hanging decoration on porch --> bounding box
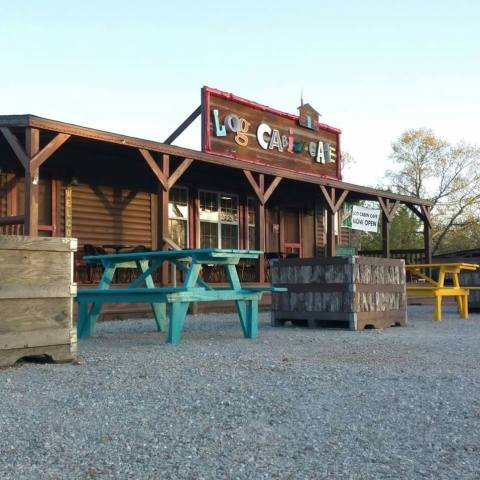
[202,87,342,180]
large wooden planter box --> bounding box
[0,235,77,367]
[270,256,407,330]
[459,268,480,310]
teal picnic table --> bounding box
[76,248,285,344]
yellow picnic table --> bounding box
[406,262,479,321]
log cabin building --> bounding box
[0,87,432,290]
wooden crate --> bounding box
[0,235,77,367]
[270,256,407,330]
[459,268,480,310]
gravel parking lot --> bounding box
[1,305,479,480]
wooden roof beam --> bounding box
[1,127,70,172]
[243,170,264,203]
[263,176,282,204]
[30,133,70,171]
[139,149,168,190]
[0,127,29,169]
[168,158,194,189]
[320,185,349,213]
[378,197,401,222]
[164,106,201,145]
[0,115,432,207]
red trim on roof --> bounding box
[203,86,342,135]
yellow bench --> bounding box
[406,263,479,321]
[406,284,469,321]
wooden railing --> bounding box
[358,248,425,265]
[0,215,25,235]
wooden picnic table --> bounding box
[406,262,479,321]
[76,248,285,344]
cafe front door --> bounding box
[283,208,302,257]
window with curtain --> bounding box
[168,186,188,248]
[200,190,239,249]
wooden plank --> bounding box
[167,158,193,189]
[0,298,72,333]
[357,310,406,329]
[264,176,282,204]
[319,185,335,213]
[243,170,264,203]
[139,149,168,190]
[0,343,76,367]
[25,128,39,236]
[0,235,76,252]
[424,218,432,264]
[382,211,390,258]
[0,127,29,168]
[29,133,71,172]
[334,189,349,212]
[326,210,336,256]
[164,105,202,144]
[157,156,170,285]
[0,328,72,350]
[255,201,266,282]
[421,205,432,228]
[0,284,76,300]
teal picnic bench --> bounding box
[76,248,286,344]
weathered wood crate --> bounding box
[270,256,407,330]
[459,267,480,310]
[0,235,77,367]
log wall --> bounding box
[271,256,407,330]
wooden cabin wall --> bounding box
[315,200,326,256]
[16,177,53,227]
[69,183,152,249]
[57,182,66,236]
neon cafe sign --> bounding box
[211,109,337,164]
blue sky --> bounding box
[1,0,478,185]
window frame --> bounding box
[199,189,240,249]
[247,196,257,249]
[168,185,189,248]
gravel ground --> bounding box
[1,305,480,480]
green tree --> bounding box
[384,128,480,254]
[360,206,423,250]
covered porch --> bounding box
[0,115,433,290]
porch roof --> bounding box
[0,114,431,207]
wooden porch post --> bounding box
[377,197,401,259]
[139,149,194,285]
[382,212,390,258]
[0,126,70,236]
[406,203,432,264]
[243,171,282,283]
[157,155,170,285]
[319,185,349,257]
[423,206,432,264]
[255,201,266,283]
[326,211,336,257]
[25,128,40,236]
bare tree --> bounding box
[341,150,356,172]
[384,128,480,253]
